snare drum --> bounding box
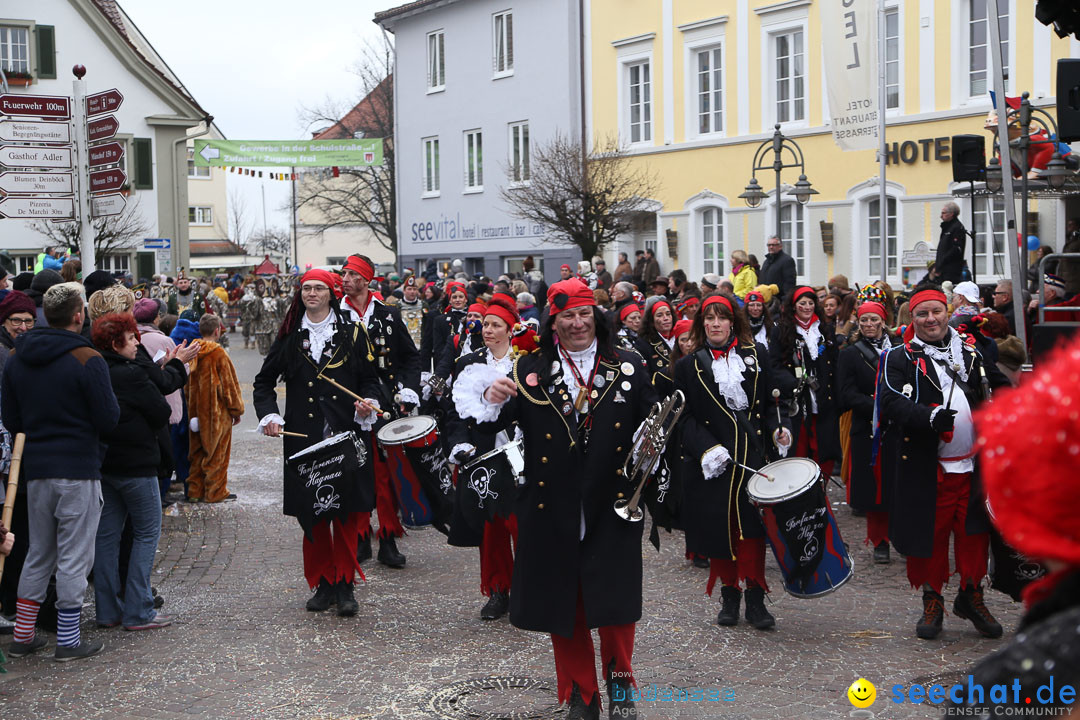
[747,457,853,599]
[377,416,453,531]
[462,439,525,525]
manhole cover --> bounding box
[426,676,563,719]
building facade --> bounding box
[587,0,1079,289]
[1,0,213,278]
[376,0,583,282]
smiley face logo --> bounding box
[847,678,876,708]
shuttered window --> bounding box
[34,25,55,79]
[133,138,153,189]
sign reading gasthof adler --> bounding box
[821,0,879,151]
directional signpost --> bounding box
[91,192,126,218]
[0,171,74,194]
[88,141,124,168]
[0,94,71,119]
[0,196,75,219]
[87,115,118,142]
[89,168,126,193]
[86,89,123,117]
[0,119,70,144]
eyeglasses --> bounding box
[301,285,330,294]
[993,291,1009,296]
[5,317,34,327]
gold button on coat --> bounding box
[541,457,548,464]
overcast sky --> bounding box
[120,0,389,241]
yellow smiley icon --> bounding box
[847,678,876,708]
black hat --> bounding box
[83,269,116,299]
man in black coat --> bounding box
[877,286,1010,641]
[930,202,968,284]
[758,236,797,300]
[341,254,422,568]
[458,278,656,720]
[254,269,382,617]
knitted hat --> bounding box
[133,297,161,323]
[994,335,1026,371]
[30,269,63,294]
[0,290,36,324]
[701,273,722,289]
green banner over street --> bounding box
[192,139,383,168]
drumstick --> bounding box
[734,460,775,483]
[317,374,391,419]
[772,388,783,428]
[281,431,308,438]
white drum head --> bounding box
[376,415,437,445]
[746,457,822,504]
[288,431,354,461]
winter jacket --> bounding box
[138,323,184,424]
[728,264,758,299]
[935,216,968,284]
[170,318,201,345]
[759,251,797,300]
[1,328,119,481]
[100,350,172,477]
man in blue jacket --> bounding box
[2,282,120,662]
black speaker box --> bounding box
[1057,58,1080,143]
[952,134,986,183]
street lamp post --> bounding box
[739,124,817,252]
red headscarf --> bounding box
[485,295,519,329]
[342,256,375,282]
[619,303,643,322]
[446,281,467,299]
[701,295,734,315]
[672,318,693,339]
[745,291,765,305]
[467,302,487,316]
[300,268,336,289]
[546,278,595,315]
[857,301,887,319]
[903,289,949,342]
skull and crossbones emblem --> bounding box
[467,466,499,508]
[314,484,341,514]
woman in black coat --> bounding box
[634,298,676,397]
[836,301,896,564]
[92,313,174,630]
[676,294,791,630]
[769,286,842,477]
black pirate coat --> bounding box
[769,321,842,463]
[837,337,895,512]
[466,347,657,637]
[675,342,789,560]
[252,313,382,519]
[351,299,422,410]
[876,333,1010,558]
[443,347,514,548]
[431,309,466,378]
[634,333,675,398]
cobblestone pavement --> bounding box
[0,345,1022,720]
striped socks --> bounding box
[13,598,40,644]
[56,606,81,648]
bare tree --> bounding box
[220,188,251,249]
[250,227,292,257]
[26,194,153,263]
[500,134,661,262]
[295,35,396,255]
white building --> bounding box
[1,0,215,277]
[375,0,583,282]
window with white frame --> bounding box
[973,197,1007,276]
[968,0,1008,97]
[701,207,725,276]
[17,255,35,273]
[508,121,529,185]
[189,206,213,226]
[779,203,806,277]
[427,30,445,91]
[99,255,129,273]
[626,61,652,144]
[0,26,29,74]
[885,9,900,110]
[771,29,805,124]
[867,196,898,278]
[695,45,724,135]
[187,148,210,178]
[493,10,513,76]
[422,136,440,195]
[463,130,483,191]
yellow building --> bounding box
[587,0,1078,289]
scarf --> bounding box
[913,329,969,382]
[707,340,748,410]
[795,316,822,360]
[302,311,336,363]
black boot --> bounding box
[305,579,336,612]
[716,585,741,626]
[692,553,709,569]
[873,541,891,564]
[377,535,406,568]
[916,589,944,639]
[953,584,1003,638]
[565,683,600,720]
[336,580,359,617]
[744,586,775,630]
[357,533,372,563]
[480,591,509,620]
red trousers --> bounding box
[795,414,835,478]
[302,512,365,589]
[358,445,405,540]
[479,514,517,596]
[866,511,890,547]
[550,589,635,708]
[706,536,769,595]
[905,470,989,594]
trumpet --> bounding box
[614,390,686,522]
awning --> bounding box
[189,254,266,270]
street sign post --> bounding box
[0,171,74,194]
[0,94,71,120]
[87,115,118,142]
[0,145,73,169]
[91,192,126,218]
[89,168,126,192]
[88,141,124,168]
[143,238,171,249]
[0,196,75,219]
[0,119,71,144]
[85,89,123,117]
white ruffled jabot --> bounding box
[710,351,749,411]
[302,311,336,363]
[796,319,822,360]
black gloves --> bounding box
[931,407,957,433]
